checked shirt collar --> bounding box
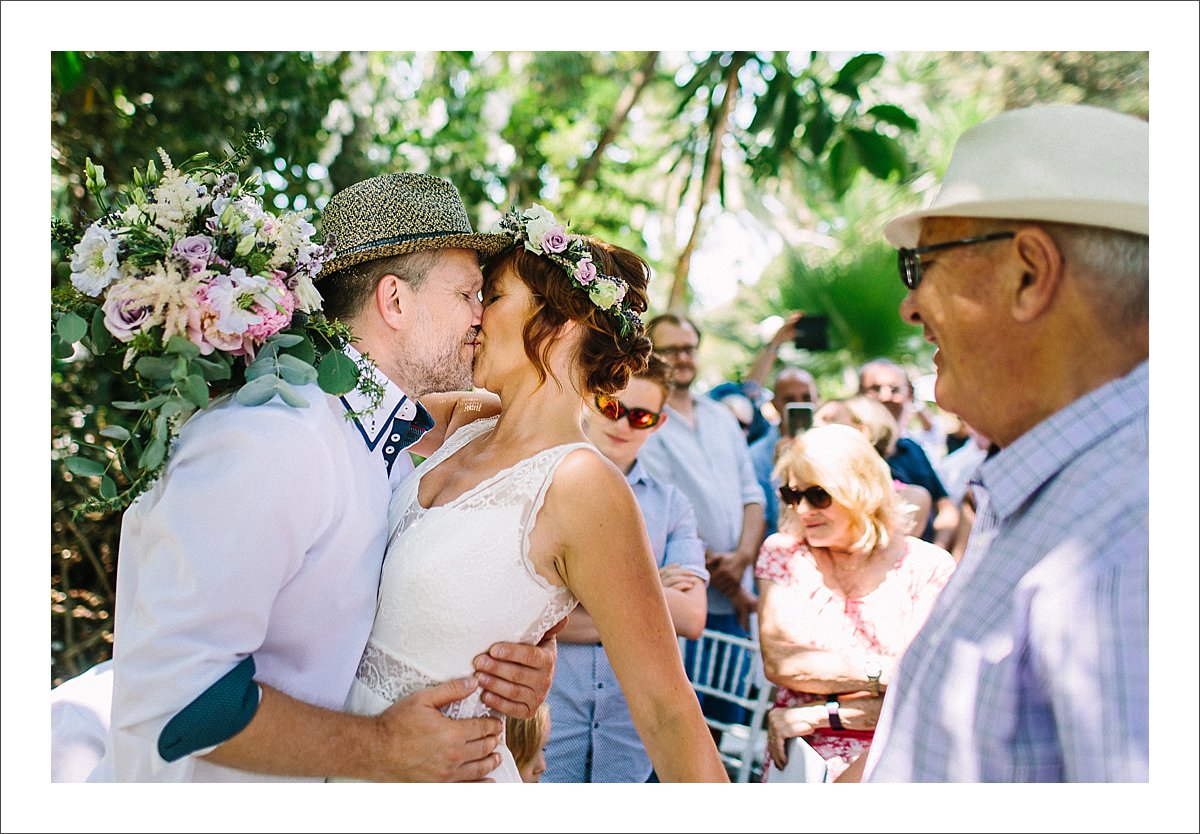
[339,344,434,479]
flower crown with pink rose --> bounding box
[497,204,643,339]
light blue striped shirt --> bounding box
[542,460,708,782]
[638,394,766,616]
[866,361,1149,782]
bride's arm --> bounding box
[543,452,728,782]
[407,390,501,458]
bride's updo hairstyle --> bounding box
[484,237,653,396]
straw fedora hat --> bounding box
[317,172,510,280]
[883,105,1149,249]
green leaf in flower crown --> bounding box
[268,333,305,349]
[56,311,88,344]
[52,336,75,360]
[193,356,232,382]
[165,336,201,360]
[90,307,114,354]
[99,425,132,441]
[317,351,358,396]
[66,456,107,478]
[113,393,170,411]
[235,373,280,407]
[180,373,209,409]
[100,476,118,500]
[276,380,310,409]
[277,354,318,386]
[135,355,178,383]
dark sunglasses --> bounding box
[778,484,833,510]
[594,393,663,430]
[897,232,1015,290]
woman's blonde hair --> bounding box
[813,395,900,458]
[505,704,550,774]
[773,423,903,553]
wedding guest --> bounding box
[639,314,767,728]
[756,424,955,781]
[506,705,551,783]
[90,174,558,782]
[749,366,820,537]
[544,355,709,782]
[850,104,1148,782]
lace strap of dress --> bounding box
[519,442,598,573]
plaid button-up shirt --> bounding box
[866,361,1149,782]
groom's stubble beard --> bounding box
[393,332,475,398]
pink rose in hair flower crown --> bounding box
[540,225,569,254]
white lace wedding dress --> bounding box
[342,417,582,782]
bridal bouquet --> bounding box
[52,134,376,513]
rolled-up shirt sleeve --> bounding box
[663,486,708,584]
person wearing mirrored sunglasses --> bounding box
[755,424,955,782]
[544,355,710,783]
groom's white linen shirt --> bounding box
[92,350,423,782]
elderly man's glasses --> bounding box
[778,485,833,510]
[897,232,1015,290]
[594,394,663,430]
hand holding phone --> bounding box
[783,402,815,438]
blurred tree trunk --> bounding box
[574,51,659,190]
[667,52,747,314]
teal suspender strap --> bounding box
[158,655,260,763]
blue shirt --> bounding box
[865,361,1149,782]
[749,424,783,537]
[542,460,708,782]
[639,394,766,616]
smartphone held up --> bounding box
[783,402,815,438]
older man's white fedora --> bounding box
[884,104,1148,248]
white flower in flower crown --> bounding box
[587,278,623,311]
[70,224,122,296]
[523,203,557,255]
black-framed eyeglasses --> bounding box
[594,394,664,430]
[897,232,1015,290]
[654,344,698,359]
[778,484,833,510]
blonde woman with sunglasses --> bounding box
[755,424,955,781]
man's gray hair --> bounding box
[1049,223,1149,327]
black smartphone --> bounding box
[792,314,830,351]
[783,402,815,438]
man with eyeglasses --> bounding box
[637,313,767,730]
[857,357,958,550]
[842,105,1149,784]
[543,356,709,782]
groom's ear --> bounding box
[374,273,411,331]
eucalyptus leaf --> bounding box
[99,425,132,441]
[90,308,113,353]
[56,311,88,344]
[165,336,201,359]
[276,380,311,409]
[113,393,170,411]
[140,438,166,470]
[193,356,232,381]
[100,476,118,500]
[135,355,178,382]
[280,336,316,366]
[171,355,189,382]
[160,397,188,420]
[52,336,75,360]
[181,373,210,409]
[277,353,318,386]
[267,333,305,348]
[245,357,276,381]
[235,374,280,406]
[317,351,358,395]
[66,456,107,478]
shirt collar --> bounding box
[338,344,435,473]
[975,360,1148,519]
[626,458,652,487]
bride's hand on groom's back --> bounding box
[374,677,503,781]
[472,618,563,720]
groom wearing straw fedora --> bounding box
[837,105,1149,782]
[90,173,558,782]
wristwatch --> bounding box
[864,656,883,696]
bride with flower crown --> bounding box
[340,206,727,782]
